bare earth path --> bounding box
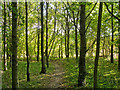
[17,60,66,88]
[41,60,65,88]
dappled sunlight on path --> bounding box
[43,60,65,88]
[19,60,66,88]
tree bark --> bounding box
[59,44,60,58]
[118,0,120,70]
[73,11,78,59]
[111,3,114,63]
[66,10,70,58]
[47,2,57,59]
[3,1,6,71]
[65,29,67,57]
[46,2,49,68]
[37,5,40,62]
[8,3,12,67]
[61,30,63,58]
[78,3,86,87]
[40,2,46,74]
[25,0,30,81]
[12,1,18,88]
[94,2,103,88]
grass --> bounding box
[61,56,120,88]
[2,61,55,88]
[2,57,120,88]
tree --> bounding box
[104,2,120,70]
[8,2,12,67]
[78,3,86,87]
[40,2,46,74]
[118,0,120,70]
[111,3,114,63]
[61,29,63,58]
[3,1,6,71]
[25,0,30,81]
[94,2,103,88]
[12,1,18,88]
[59,44,60,58]
[37,3,40,62]
[73,10,79,59]
[48,2,57,59]
[66,8,70,58]
[46,2,49,68]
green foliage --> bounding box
[2,2,120,89]
[61,57,120,88]
[2,61,55,88]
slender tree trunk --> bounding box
[65,29,67,57]
[73,11,78,59]
[7,37,9,60]
[25,1,30,81]
[37,6,40,62]
[66,11,69,58]
[59,44,60,58]
[94,2,103,88]
[61,30,63,58]
[8,3,12,67]
[78,4,86,87]
[12,1,18,88]
[67,28,70,58]
[111,3,114,63]
[47,2,57,59]
[3,1,6,71]
[40,2,46,74]
[7,37,9,68]
[103,36,105,57]
[34,38,36,58]
[75,24,78,59]
[46,2,49,68]
[118,0,120,70]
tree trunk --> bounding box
[40,2,46,74]
[118,0,120,70]
[8,2,12,67]
[66,10,69,58]
[47,2,57,59]
[94,2,103,88]
[25,1,30,81]
[37,5,40,62]
[65,29,67,57]
[73,11,78,59]
[78,4,86,87]
[111,3,114,63]
[12,1,18,88]
[103,36,105,57]
[46,2,49,68]
[61,30,63,58]
[59,44,60,58]
[3,1,6,71]
[34,38,36,58]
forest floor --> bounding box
[2,60,66,88]
[40,60,65,88]
[2,57,120,88]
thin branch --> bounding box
[85,38,97,53]
[85,18,93,32]
[85,2,97,19]
[104,2,120,22]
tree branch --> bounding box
[85,18,93,32]
[85,2,97,19]
[104,2,120,22]
[85,38,97,53]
